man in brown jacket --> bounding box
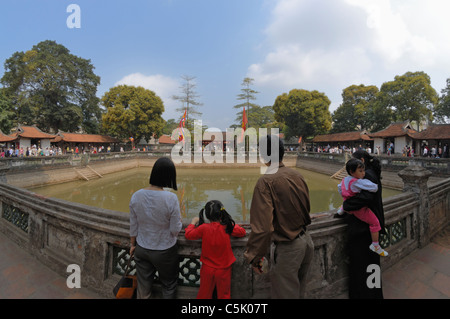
[244,135,314,298]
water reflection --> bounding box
[30,167,400,222]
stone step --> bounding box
[73,166,102,181]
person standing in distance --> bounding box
[244,135,314,298]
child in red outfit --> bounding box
[184,200,246,299]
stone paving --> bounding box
[382,224,450,299]
[0,231,102,299]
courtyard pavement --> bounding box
[0,231,102,299]
[382,224,450,299]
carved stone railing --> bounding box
[297,151,450,176]
[0,164,449,298]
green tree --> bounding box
[250,105,276,128]
[162,118,179,135]
[234,77,259,127]
[0,88,14,133]
[171,75,202,130]
[0,40,101,133]
[377,71,438,129]
[101,85,165,144]
[369,98,394,132]
[273,89,332,139]
[434,78,450,123]
[332,84,379,133]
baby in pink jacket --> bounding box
[337,158,388,257]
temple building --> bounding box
[413,124,450,157]
[311,121,450,156]
[51,131,120,152]
[368,121,418,155]
[8,125,56,150]
[312,130,373,152]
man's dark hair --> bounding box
[149,157,177,190]
[260,135,284,163]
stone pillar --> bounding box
[81,229,108,293]
[0,163,9,183]
[398,166,432,247]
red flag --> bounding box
[240,107,248,143]
[298,136,302,144]
[180,109,186,127]
[178,109,187,141]
[242,107,248,131]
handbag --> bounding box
[113,255,137,299]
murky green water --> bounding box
[29,167,400,222]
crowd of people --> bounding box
[422,144,449,158]
[312,142,450,159]
[1,145,63,157]
[128,135,386,300]
[0,145,114,158]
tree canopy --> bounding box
[331,72,442,133]
[434,78,450,123]
[171,75,202,130]
[101,85,165,143]
[331,84,378,133]
[376,71,438,130]
[234,77,259,127]
[273,89,332,139]
[0,40,101,133]
[0,88,14,134]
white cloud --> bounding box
[345,0,438,65]
[249,45,371,91]
[115,73,180,119]
[248,0,450,112]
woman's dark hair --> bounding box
[149,157,177,190]
[352,149,381,179]
[345,158,365,175]
[198,200,236,234]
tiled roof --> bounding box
[0,131,17,143]
[12,125,56,139]
[368,121,418,138]
[413,124,450,140]
[55,132,120,143]
[312,131,372,143]
[158,135,177,144]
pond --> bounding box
[29,167,400,222]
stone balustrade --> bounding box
[297,151,450,176]
[0,161,449,298]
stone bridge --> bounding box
[0,154,449,298]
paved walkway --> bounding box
[0,231,102,299]
[0,225,448,299]
[382,224,450,299]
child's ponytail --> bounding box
[198,200,236,235]
[198,207,206,226]
[220,208,236,235]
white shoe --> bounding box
[370,244,389,257]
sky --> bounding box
[1,0,450,131]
